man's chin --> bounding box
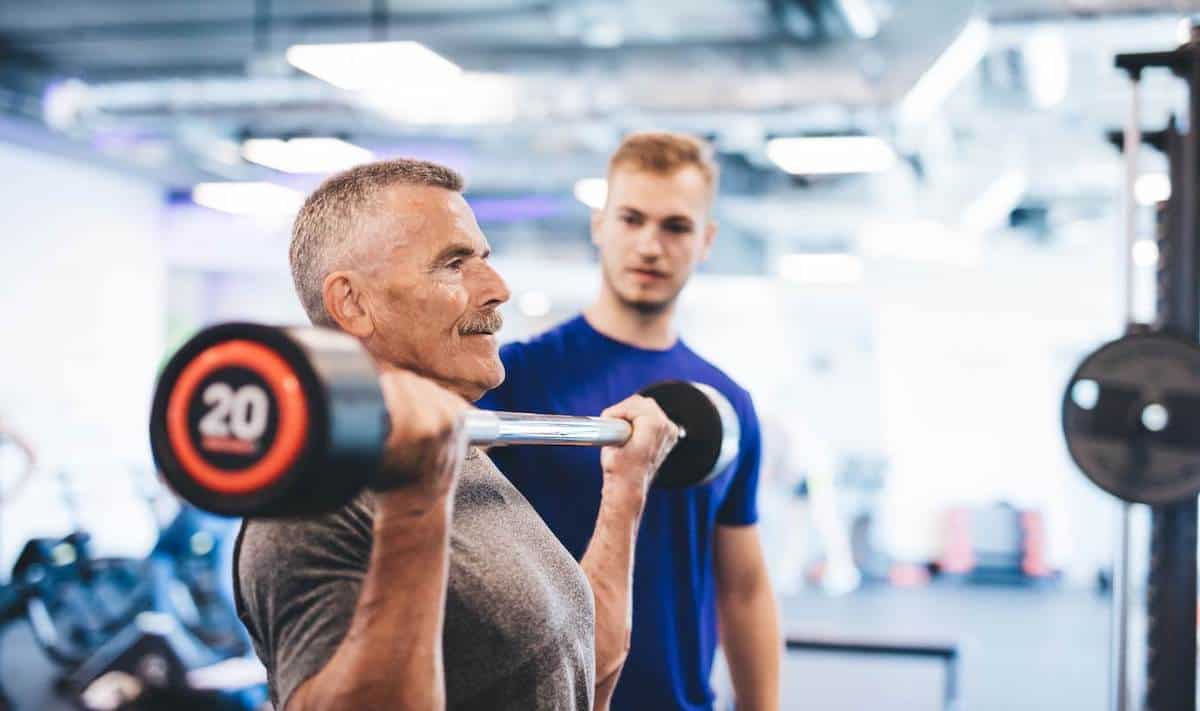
[468,362,505,402]
[484,364,505,391]
[619,292,674,315]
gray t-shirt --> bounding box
[235,449,595,710]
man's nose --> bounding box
[634,227,664,259]
[476,260,511,309]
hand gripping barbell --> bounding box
[149,323,741,517]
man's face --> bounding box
[591,166,716,314]
[361,185,510,401]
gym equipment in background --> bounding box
[1061,30,1200,711]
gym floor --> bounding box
[777,585,1110,711]
[3,583,1113,710]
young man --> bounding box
[479,133,782,710]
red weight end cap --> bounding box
[165,339,309,495]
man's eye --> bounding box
[665,223,692,234]
[621,215,640,225]
[447,259,464,270]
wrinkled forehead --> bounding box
[369,184,487,264]
[606,166,713,217]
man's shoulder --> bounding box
[675,343,754,411]
[237,494,374,577]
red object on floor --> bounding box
[889,563,932,587]
[1020,510,1052,578]
[939,507,975,575]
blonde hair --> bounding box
[607,131,719,199]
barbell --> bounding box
[149,323,741,517]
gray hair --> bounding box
[288,158,465,327]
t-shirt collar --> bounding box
[574,314,684,355]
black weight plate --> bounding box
[151,323,330,517]
[640,381,729,489]
[151,323,383,518]
[1062,332,1200,504]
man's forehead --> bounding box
[376,184,485,255]
[607,167,711,215]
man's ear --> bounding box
[322,271,375,338]
[699,220,718,262]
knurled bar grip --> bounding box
[464,412,631,447]
[463,411,687,447]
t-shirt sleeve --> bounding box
[716,391,762,526]
[235,506,371,710]
[476,341,524,412]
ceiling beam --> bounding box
[0,2,555,44]
[989,0,1200,23]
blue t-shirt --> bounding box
[477,315,762,711]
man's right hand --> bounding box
[598,394,680,503]
[372,370,470,507]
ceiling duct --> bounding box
[43,2,970,129]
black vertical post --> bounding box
[1154,118,1182,334]
[1145,504,1197,710]
[1145,51,1200,711]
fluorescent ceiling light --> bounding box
[1133,240,1159,268]
[242,137,373,174]
[192,182,304,217]
[836,0,880,39]
[1179,18,1195,46]
[961,170,1026,233]
[42,78,88,130]
[766,136,897,175]
[573,177,608,209]
[359,73,517,126]
[899,18,989,123]
[1023,28,1069,109]
[1135,173,1171,206]
[286,41,461,91]
[778,253,864,284]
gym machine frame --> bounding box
[1107,35,1200,711]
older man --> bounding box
[234,159,679,711]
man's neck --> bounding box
[583,289,678,351]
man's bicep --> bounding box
[716,397,763,526]
[714,524,771,598]
[238,519,367,709]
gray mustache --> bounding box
[460,309,504,336]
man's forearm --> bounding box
[291,492,452,710]
[718,587,782,711]
[580,480,645,704]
